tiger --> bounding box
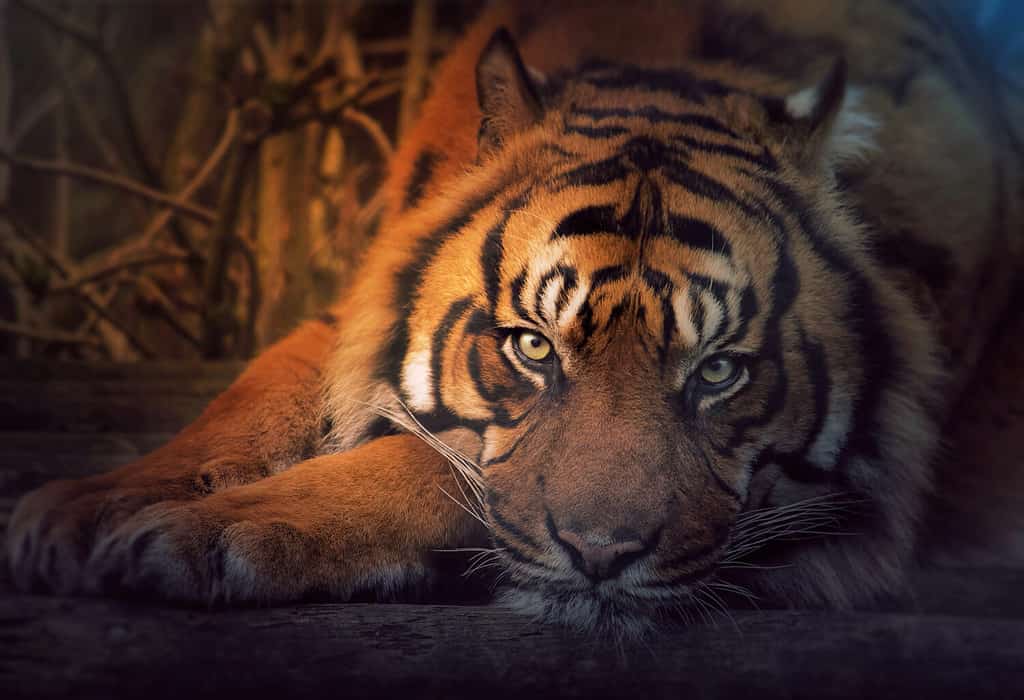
[6,0,1024,637]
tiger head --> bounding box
[386,29,941,634]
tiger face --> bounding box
[387,29,939,633]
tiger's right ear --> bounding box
[476,27,544,159]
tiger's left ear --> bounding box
[769,57,877,170]
[476,28,545,160]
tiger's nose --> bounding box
[553,527,653,581]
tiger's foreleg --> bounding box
[81,434,489,602]
[7,317,337,594]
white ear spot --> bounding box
[785,85,822,120]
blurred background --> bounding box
[0,0,1019,362]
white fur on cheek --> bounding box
[402,349,436,413]
[807,388,853,470]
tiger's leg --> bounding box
[7,316,337,594]
[82,434,488,602]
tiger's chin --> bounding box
[497,584,678,641]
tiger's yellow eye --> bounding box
[699,356,738,386]
[516,331,553,362]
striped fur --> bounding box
[7,0,1023,635]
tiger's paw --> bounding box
[5,461,241,595]
[6,476,175,595]
[81,500,400,604]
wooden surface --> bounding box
[1,360,1023,699]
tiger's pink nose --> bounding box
[554,529,650,580]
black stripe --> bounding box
[551,205,619,239]
[663,160,757,216]
[702,452,742,503]
[382,181,510,385]
[466,344,495,404]
[639,267,677,366]
[666,215,732,255]
[718,196,797,453]
[428,297,474,414]
[564,123,630,139]
[591,265,630,290]
[403,149,442,211]
[316,311,339,328]
[554,157,631,189]
[721,285,759,347]
[491,533,551,568]
[364,416,398,439]
[750,172,895,470]
[481,215,509,312]
[571,104,744,140]
[488,503,543,551]
[604,301,629,331]
[510,271,532,323]
[775,452,835,484]
[550,266,579,320]
[797,324,832,467]
[672,134,778,171]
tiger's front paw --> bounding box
[6,476,172,594]
[82,500,389,603]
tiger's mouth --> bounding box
[493,542,731,637]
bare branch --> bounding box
[81,108,240,272]
[231,233,260,358]
[43,35,124,172]
[49,254,191,294]
[398,0,435,138]
[0,206,156,357]
[342,107,393,161]
[135,276,202,349]
[0,149,217,224]
[9,89,61,148]
[0,319,102,347]
[201,140,255,357]
[13,0,158,183]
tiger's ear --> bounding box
[476,27,544,160]
[768,57,877,170]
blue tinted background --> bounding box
[969,0,1024,89]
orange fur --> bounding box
[7,1,1022,632]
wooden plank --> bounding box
[0,394,210,433]
[1,360,1021,699]
[0,590,1021,699]
[0,364,236,434]
[0,433,174,498]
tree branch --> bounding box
[0,207,156,358]
[79,109,240,275]
[0,150,217,224]
[0,319,102,347]
[13,0,158,183]
[398,0,435,138]
[49,254,191,294]
[342,107,393,161]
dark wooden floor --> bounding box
[1,360,1023,699]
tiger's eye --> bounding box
[699,356,738,386]
[516,331,552,362]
